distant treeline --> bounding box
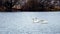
[0,0,60,11]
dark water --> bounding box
[0,12,60,34]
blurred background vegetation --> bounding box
[0,0,60,11]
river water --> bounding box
[0,12,60,34]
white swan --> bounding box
[32,17,48,24]
[32,18,40,23]
[40,20,48,24]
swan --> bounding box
[32,18,40,23]
[40,20,48,24]
[32,17,48,24]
